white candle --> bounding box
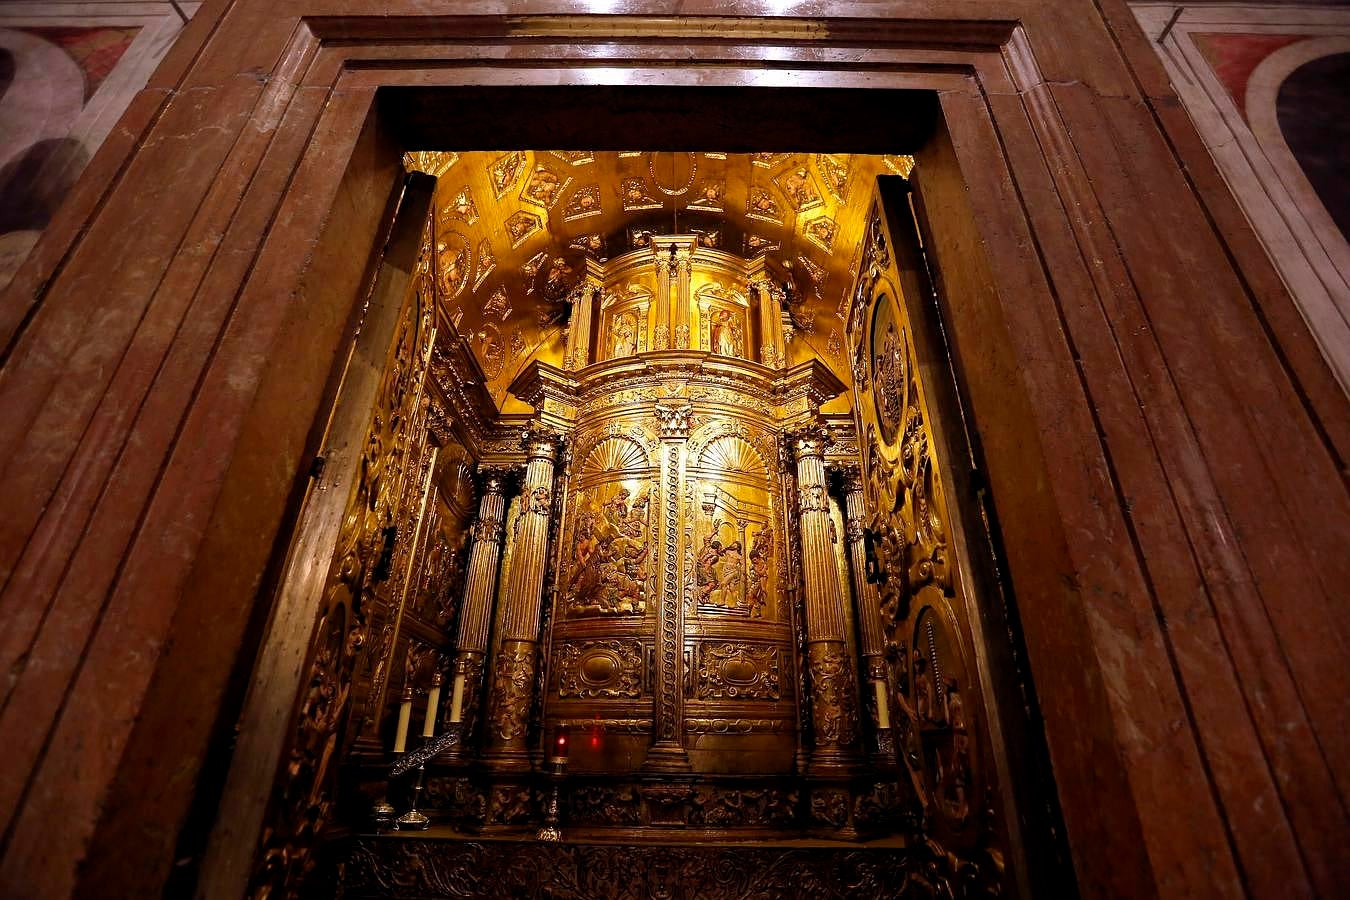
[448,673,466,723]
[422,676,441,737]
[874,680,891,730]
[393,693,412,753]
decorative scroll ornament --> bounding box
[488,643,534,742]
[809,643,859,746]
[695,642,781,699]
[557,640,644,699]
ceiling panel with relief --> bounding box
[405,150,913,410]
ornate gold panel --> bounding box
[694,642,781,700]
[557,639,645,699]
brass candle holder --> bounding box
[388,730,459,831]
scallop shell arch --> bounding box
[579,435,655,478]
[687,421,777,475]
[693,435,768,476]
[572,422,659,471]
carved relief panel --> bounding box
[560,435,658,619]
[686,431,781,621]
[250,227,437,897]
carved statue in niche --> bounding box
[709,308,743,358]
[611,311,638,359]
[565,484,650,616]
[913,648,935,724]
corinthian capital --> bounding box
[653,400,693,439]
[785,418,833,461]
[522,424,564,461]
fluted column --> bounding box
[644,399,693,772]
[484,428,562,770]
[839,465,894,761]
[673,246,693,349]
[790,423,861,773]
[653,245,674,349]
[564,280,599,370]
[752,278,786,368]
[441,467,511,757]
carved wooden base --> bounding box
[639,742,692,773]
[333,834,919,899]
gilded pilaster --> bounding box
[790,424,861,772]
[484,428,562,769]
[564,278,600,370]
[672,246,693,349]
[653,245,673,349]
[644,398,693,772]
[839,465,893,758]
[441,467,511,755]
[751,278,786,369]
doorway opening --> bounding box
[194,85,1074,900]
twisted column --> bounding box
[483,428,562,770]
[790,424,861,773]
[440,467,511,757]
[644,399,693,772]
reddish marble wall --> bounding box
[0,4,1346,899]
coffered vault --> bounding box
[405,151,914,407]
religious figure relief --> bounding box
[611,312,638,359]
[913,648,936,724]
[775,166,823,211]
[695,524,755,613]
[746,528,773,618]
[437,239,469,299]
[620,178,662,211]
[521,164,568,209]
[564,486,651,616]
[504,210,542,249]
[542,257,576,302]
[709,308,744,358]
[746,187,782,224]
[488,151,526,198]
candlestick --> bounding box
[874,680,891,729]
[393,688,413,754]
[422,673,442,737]
[448,672,466,723]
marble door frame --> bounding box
[0,8,1344,900]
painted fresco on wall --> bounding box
[0,25,144,288]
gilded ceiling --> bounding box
[405,150,914,410]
